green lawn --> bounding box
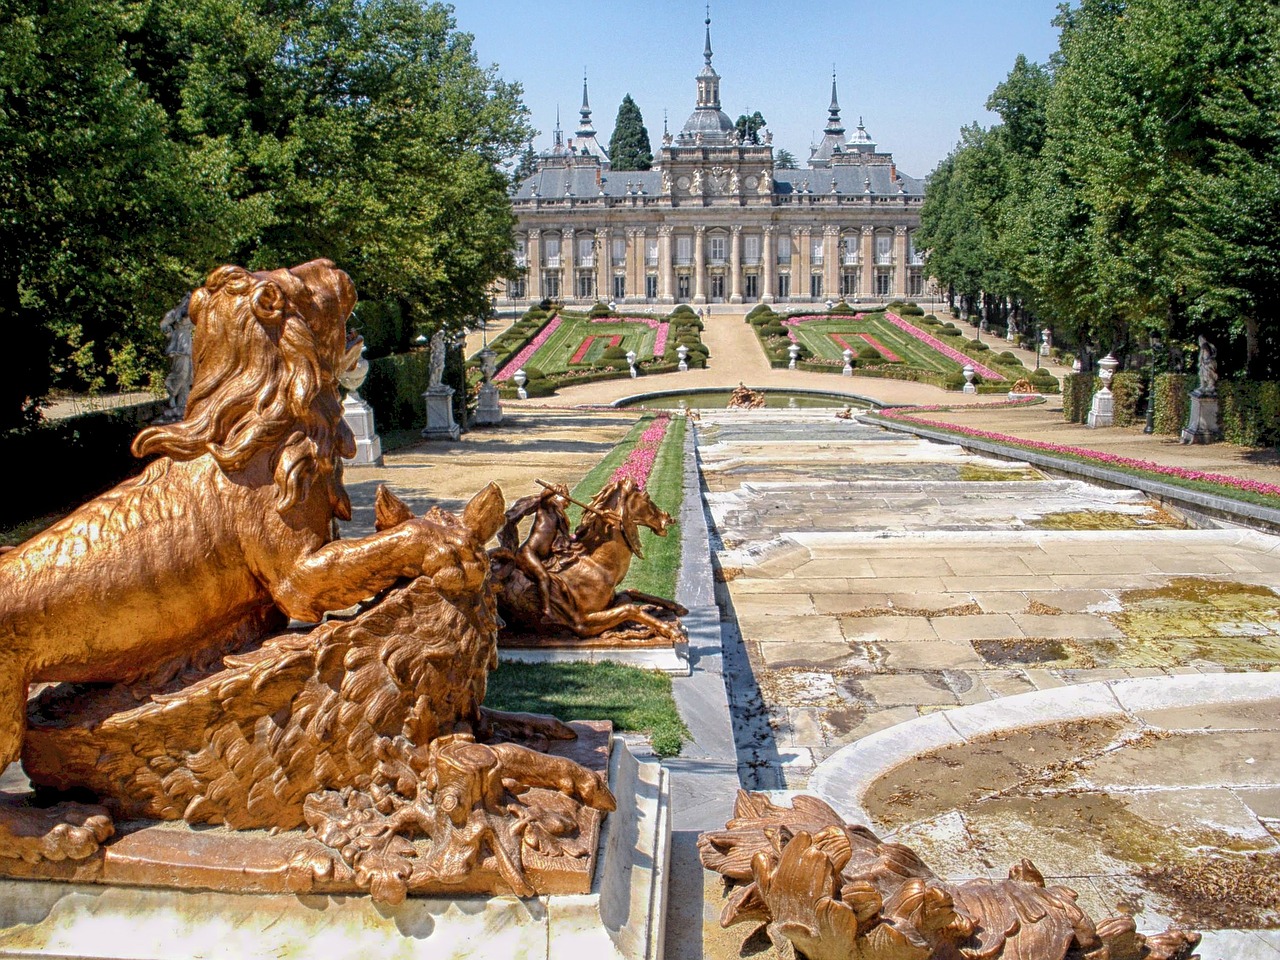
[484,660,689,756]
[526,313,662,375]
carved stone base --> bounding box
[341,392,383,465]
[0,740,670,960]
[421,386,460,441]
[473,383,503,426]
[1088,387,1115,428]
[1180,394,1221,444]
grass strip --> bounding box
[485,660,689,756]
[620,415,685,597]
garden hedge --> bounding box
[1219,380,1280,447]
[1152,373,1193,435]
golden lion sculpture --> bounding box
[0,260,614,899]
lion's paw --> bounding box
[0,800,114,864]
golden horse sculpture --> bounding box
[490,478,687,645]
[700,791,1200,960]
[0,260,614,903]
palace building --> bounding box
[500,16,926,309]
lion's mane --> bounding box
[132,263,356,520]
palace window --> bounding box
[613,275,626,300]
[577,272,595,300]
[514,236,527,268]
[710,274,725,300]
[842,235,858,264]
[544,235,561,268]
[874,270,891,297]
[646,238,659,264]
[777,273,791,299]
[577,236,594,267]
[708,235,727,263]
[841,271,858,299]
[612,237,626,263]
[646,274,658,300]
[810,274,823,299]
[677,275,691,300]
[542,271,561,299]
[676,235,693,265]
[743,234,761,264]
[875,232,892,265]
[776,234,792,263]
[908,270,923,297]
[908,233,923,265]
[509,276,526,300]
[745,274,759,300]
[811,237,824,263]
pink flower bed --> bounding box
[885,311,1004,381]
[496,315,562,381]
[829,333,855,353]
[876,407,1280,499]
[857,333,900,362]
[570,336,596,364]
[610,415,671,489]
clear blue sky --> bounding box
[455,1,1064,178]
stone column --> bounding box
[823,225,840,300]
[729,225,743,303]
[893,226,908,298]
[860,225,875,299]
[761,225,776,303]
[563,227,575,302]
[626,228,641,302]
[693,225,707,303]
[658,225,674,303]
[527,229,543,301]
[794,227,811,301]
[595,227,609,304]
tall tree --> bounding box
[608,94,652,171]
[0,0,533,428]
[512,142,539,183]
[735,111,766,144]
[774,148,799,169]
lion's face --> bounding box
[132,259,361,519]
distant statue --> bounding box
[728,170,740,194]
[662,171,673,195]
[763,130,773,145]
[758,169,773,195]
[428,329,446,388]
[1195,335,1218,397]
[690,167,704,194]
[158,293,193,422]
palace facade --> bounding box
[500,17,926,309]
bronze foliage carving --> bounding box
[699,791,1201,960]
[490,478,687,646]
[0,260,615,901]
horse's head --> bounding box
[587,478,674,559]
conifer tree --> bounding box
[608,95,652,171]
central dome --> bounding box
[681,106,735,139]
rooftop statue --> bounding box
[0,260,614,902]
[700,791,1200,960]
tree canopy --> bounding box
[735,111,767,145]
[1,0,530,430]
[608,95,652,171]
[918,0,1280,379]
[774,148,799,170]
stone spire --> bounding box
[578,70,594,135]
[809,70,848,168]
[681,5,734,142]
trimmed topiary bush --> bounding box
[1062,372,1098,423]
[1111,371,1144,427]
[1219,380,1280,447]
[588,301,612,318]
[857,345,882,361]
[1152,373,1192,435]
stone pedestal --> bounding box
[0,741,670,960]
[421,386,460,441]
[1087,388,1115,428]
[341,393,382,466]
[1180,394,1222,444]
[473,382,503,426]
